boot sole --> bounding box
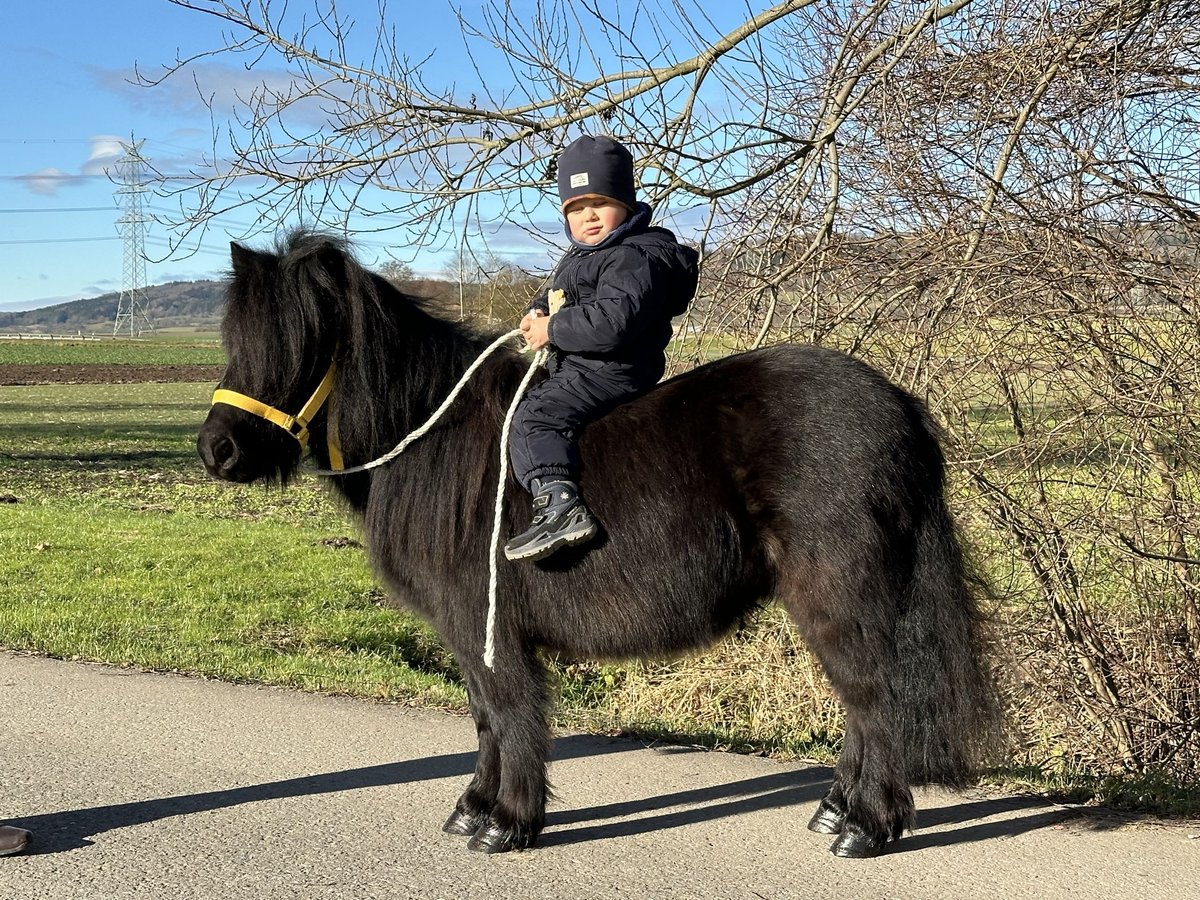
[504,523,598,562]
[0,830,31,856]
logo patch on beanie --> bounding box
[569,173,589,188]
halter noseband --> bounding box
[211,362,344,470]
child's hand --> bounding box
[520,310,551,350]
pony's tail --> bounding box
[892,496,1002,786]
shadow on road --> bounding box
[541,764,1076,854]
[902,806,1076,853]
[11,733,629,854]
[10,733,1079,857]
[542,766,830,847]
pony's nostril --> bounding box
[200,430,240,472]
[211,436,239,470]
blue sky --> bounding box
[0,1,572,312]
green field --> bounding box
[0,379,461,707]
[0,336,225,366]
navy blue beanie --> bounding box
[556,135,637,212]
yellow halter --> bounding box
[211,363,344,470]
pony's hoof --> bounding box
[467,819,537,854]
[443,809,487,837]
[829,823,887,859]
[807,797,846,835]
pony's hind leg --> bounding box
[443,678,502,837]
[829,698,914,858]
[454,647,551,854]
[780,572,914,857]
[808,720,861,835]
[805,701,915,855]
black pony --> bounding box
[198,231,998,859]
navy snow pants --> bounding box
[509,362,650,493]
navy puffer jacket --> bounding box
[534,203,699,384]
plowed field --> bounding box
[0,364,224,385]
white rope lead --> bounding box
[484,347,548,669]
[303,328,528,477]
[303,326,547,672]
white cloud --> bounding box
[15,138,124,197]
[83,136,126,177]
[91,59,317,124]
[18,168,76,197]
[154,267,227,284]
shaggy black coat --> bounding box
[197,231,999,858]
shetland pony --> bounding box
[198,231,997,858]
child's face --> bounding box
[564,197,629,245]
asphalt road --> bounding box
[1,653,1195,899]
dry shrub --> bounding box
[559,607,843,759]
[998,605,1200,784]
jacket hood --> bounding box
[627,225,700,317]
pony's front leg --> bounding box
[443,679,502,837]
[459,648,551,854]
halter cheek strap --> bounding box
[211,363,344,469]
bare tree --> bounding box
[157,0,1200,782]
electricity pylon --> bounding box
[113,139,155,337]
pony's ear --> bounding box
[229,241,265,276]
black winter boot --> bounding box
[504,479,599,562]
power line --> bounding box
[144,238,231,259]
[0,174,113,180]
[0,138,194,149]
[0,236,119,245]
[0,206,114,213]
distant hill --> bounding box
[0,280,228,334]
[0,275,514,335]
